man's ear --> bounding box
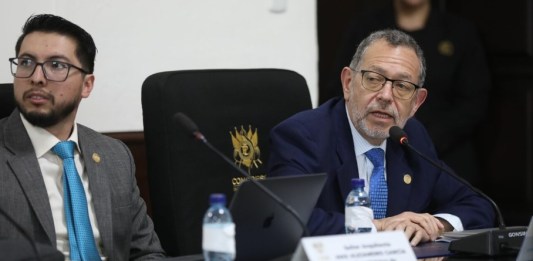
[341,67,355,100]
[410,88,427,116]
[81,74,95,98]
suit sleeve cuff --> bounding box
[434,213,464,231]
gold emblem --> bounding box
[438,40,454,56]
[403,174,412,184]
[230,125,265,191]
[230,125,262,173]
[92,153,101,163]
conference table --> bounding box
[168,241,521,261]
[1,238,522,261]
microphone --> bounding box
[389,126,527,256]
[173,112,310,237]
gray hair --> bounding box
[349,29,426,87]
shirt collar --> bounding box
[345,106,387,156]
[20,113,81,158]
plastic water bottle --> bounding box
[345,178,374,233]
[202,193,236,261]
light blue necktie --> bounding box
[52,141,100,261]
[365,148,388,219]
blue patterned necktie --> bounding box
[365,148,387,219]
[52,141,100,261]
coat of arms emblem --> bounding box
[230,125,262,174]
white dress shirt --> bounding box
[20,114,105,260]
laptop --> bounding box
[229,173,327,261]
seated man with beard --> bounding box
[267,29,495,246]
[0,14,165,260]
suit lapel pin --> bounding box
[92,153,101,163]
[403,174,412,184]
[438,40,454,56]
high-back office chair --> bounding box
[141,69,312,256]
[0,83,16,119]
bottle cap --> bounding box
[209,193,227,205]
[351,178,364,188]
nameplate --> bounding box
[291,231,416,261]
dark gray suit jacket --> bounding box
[0,109,165,260]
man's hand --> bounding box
[372,212,444,246]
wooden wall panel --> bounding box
[104,132,152,216]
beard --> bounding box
[17,95,80,128]
[350,99,408,140]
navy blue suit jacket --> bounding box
[268,97,495,235]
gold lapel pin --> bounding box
[438,40,454,56]
[403,174,412,185]
[92,153,101,163]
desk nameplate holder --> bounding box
[291,231,416,261]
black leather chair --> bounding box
[0,83,15,119]
[141,69,312,257]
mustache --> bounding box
[365,102,399,122]
[23,88,54,101]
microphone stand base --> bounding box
[448,226,528,256]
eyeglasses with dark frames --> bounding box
[353,69,421,100]
[9,57,89,82]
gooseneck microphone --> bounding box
[173,112,310,237]
[389,126,527,256]
[389,126,505,229]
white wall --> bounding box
[0,0,317,132]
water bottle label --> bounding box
[345,206,376,233]
[202,223,236,254]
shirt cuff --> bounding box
[434,213,463,232]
